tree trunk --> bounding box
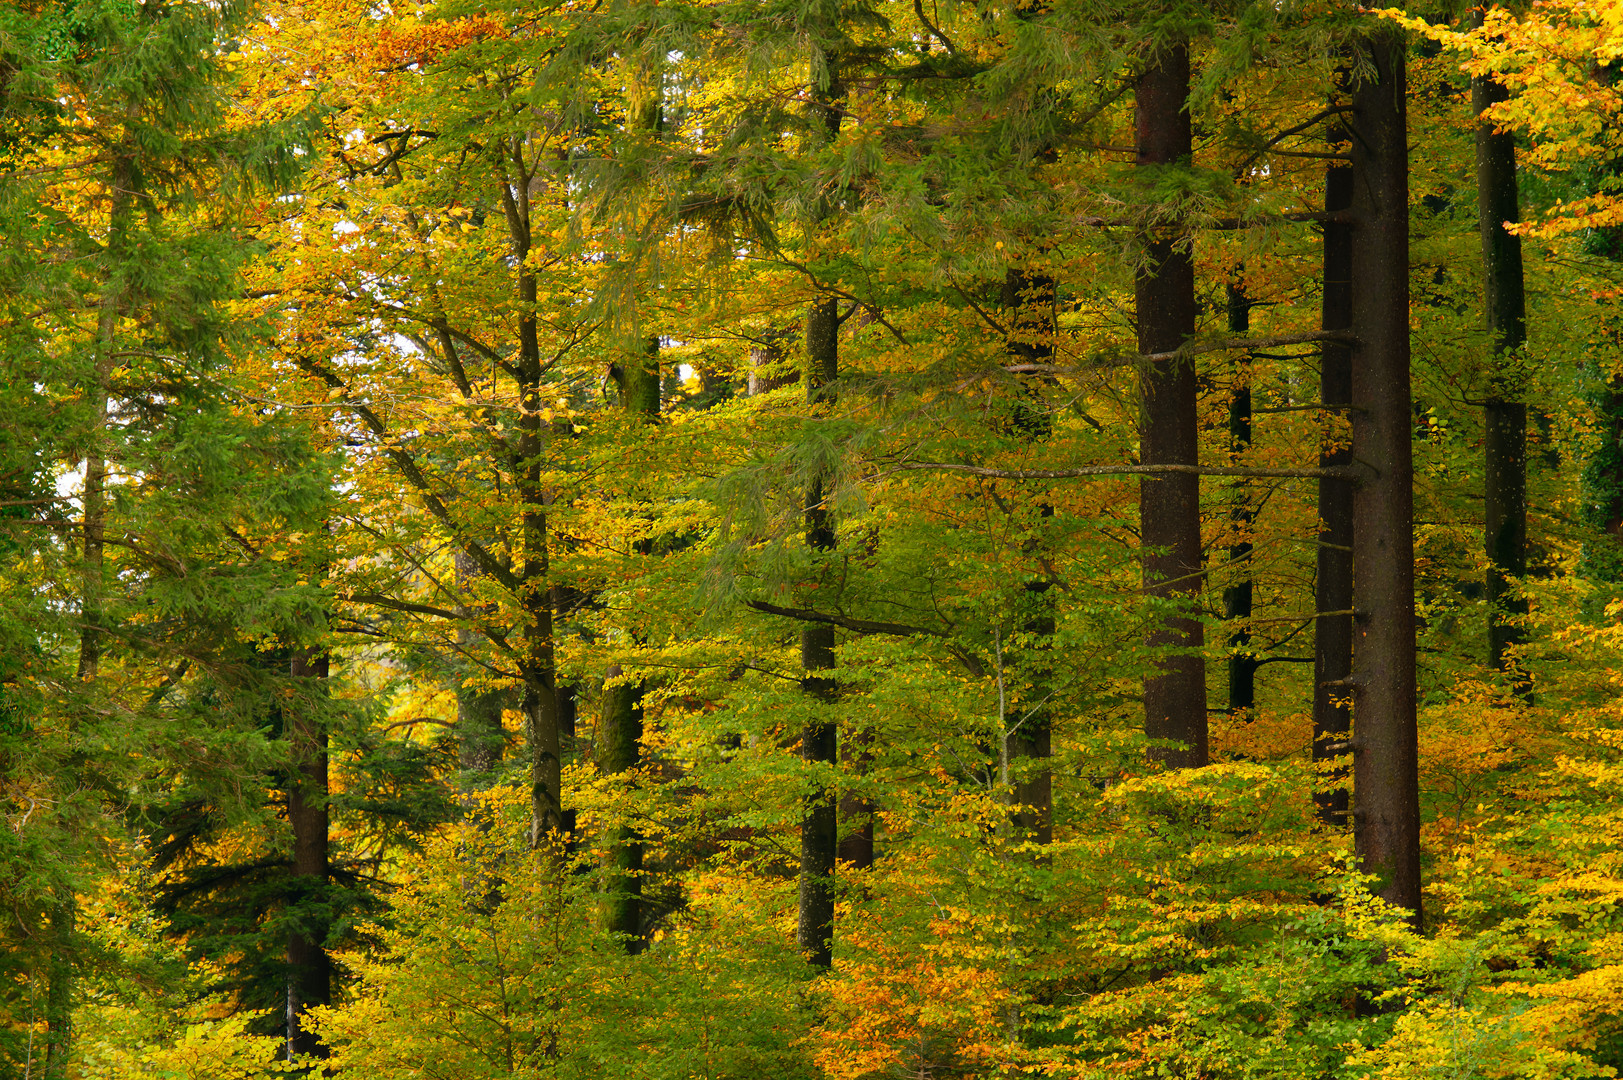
[456,550,507,786]
[1315,111,1355,826]
[1002,265,1056,843]
[1475,61,1529,694]
[1136,39,1207,769]
[599,335,658,946]
[1224,282,1256,717]
[599,664,645,947]
[499,141,565,848]
[42,899,73,1080]
[285,645,331,1062]
[798,296,840,968]
[1348,30,1422,925]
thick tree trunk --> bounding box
[1348,31,1422,925]
[1475,65,1529,693]
[798,296,840,968]
[1136,40,1207,769]
[285,646,331,1062]
[1225,283,1256,717]
[1315,119,1355,826]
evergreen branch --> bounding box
[1234,106,1355,174]
[342,593,468,622]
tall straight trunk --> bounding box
[1315,115,1356,826]
[1348,30,1422,925]
[600,333,658,948]
[599,665,645,945]
[1225,283,1256,716]
[1136,39,1207,768]
[51,176,133,1075]
[285,645,331,1061]
[498,139,565,849]
[1002,265,1055,843]
[1475,62,1529,692]
[798,295,840,968]
[456,550,507,786]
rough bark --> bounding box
[1348,31,1422,925]
[1136,39,1207,768]
[1315,113,1355,826]
[285,646,331,1061]
[1225,283,1256,716]
[798,295,840,968]
[1475,62,1529,693]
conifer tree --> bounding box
[1347,26,1422,923]
[1136,32,1206,769]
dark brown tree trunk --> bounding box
[286,646,331,1062]
[1475,62,1529,694]
[798,296,840,968]
[1315,113,1356,826]
[1348,30,1422,925]
[1136,39,1207,769]
[1225,283,1256,717]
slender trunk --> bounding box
[1315,112,1355,826]
[1475,60,1529,694]
[1224,283,1256,717]
[42,900,73,1080]
[798,296,839,968]
[600,337,658,947]
[456,550,507,785]
[285,646,330,1061]
[1348,30,1422,925]
[1002,265,1055,844]
[498,142,564,848]
[1136,39,1207,769]
[599,665,644,946]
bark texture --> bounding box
[1136,40,1207,768]
[1348,31,1422,925]
[1225,283,1256,716]
[1475,66,1529,691]
[1315,117,1355,826]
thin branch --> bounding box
[747,599,943,637]
[879,462,1363,481]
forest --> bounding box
[7,0,1623,1075]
